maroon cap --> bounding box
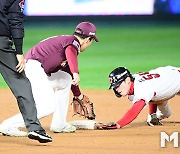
[75,22,98,42]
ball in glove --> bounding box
[71,95,96,120]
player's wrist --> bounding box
[75,94,83,100]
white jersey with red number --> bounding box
[128,66,180,104]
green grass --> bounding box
[0,24,180,89]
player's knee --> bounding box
[165,109,171,118]
[36,103,55,118]
[37,108,55,118]
[156,109,171,120]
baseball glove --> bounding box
[71,95,96,120]
[94,122,118,130]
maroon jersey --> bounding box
[25,35,80,75]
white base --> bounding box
[68,120,96,130]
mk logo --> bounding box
[160,132,178,148]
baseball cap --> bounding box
[75,22,99,42]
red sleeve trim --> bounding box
[116,100,146,128]
[65,45,79,74]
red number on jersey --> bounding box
[138,72,160,80]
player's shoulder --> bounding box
[61,35,80,51]
[150,66,178,72]
[133,74,152,89]
[61,35,78,42]
[40,36,58,43]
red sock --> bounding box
[149,103,157,114]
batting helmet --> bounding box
[109,67,133,90]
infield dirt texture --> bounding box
[0,89,180,154]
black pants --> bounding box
[0,36,44,132]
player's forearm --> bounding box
[116,100,146,128]
[13,38,23,54]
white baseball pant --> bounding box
[156,100,171,120]
[0,59,72,130]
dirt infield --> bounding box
[0,89,180,154]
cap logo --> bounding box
[89,32,95,36]
[117,71,127,79]
[111,70,127,83]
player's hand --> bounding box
[16,54,25,73]
[72,73,80,86]
[76,94,83,100]
[95,122,120,130]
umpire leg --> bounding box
[0,61,44,132]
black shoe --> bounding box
[28,130,52,143]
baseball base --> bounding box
[69,120,97,130]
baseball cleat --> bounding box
[147,113,163,126]
[50,124,76,133]
[28,130,52,143]
[0,127,27,137]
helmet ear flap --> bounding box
[113,88,122,98]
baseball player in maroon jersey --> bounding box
[96,66,180,129]
[0,21,98,136]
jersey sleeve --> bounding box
[8,0,25,54]
[62,37,80,53]
[65,45,79,74]
[116,100,146,128]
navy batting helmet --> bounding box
[109,67,132,90]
